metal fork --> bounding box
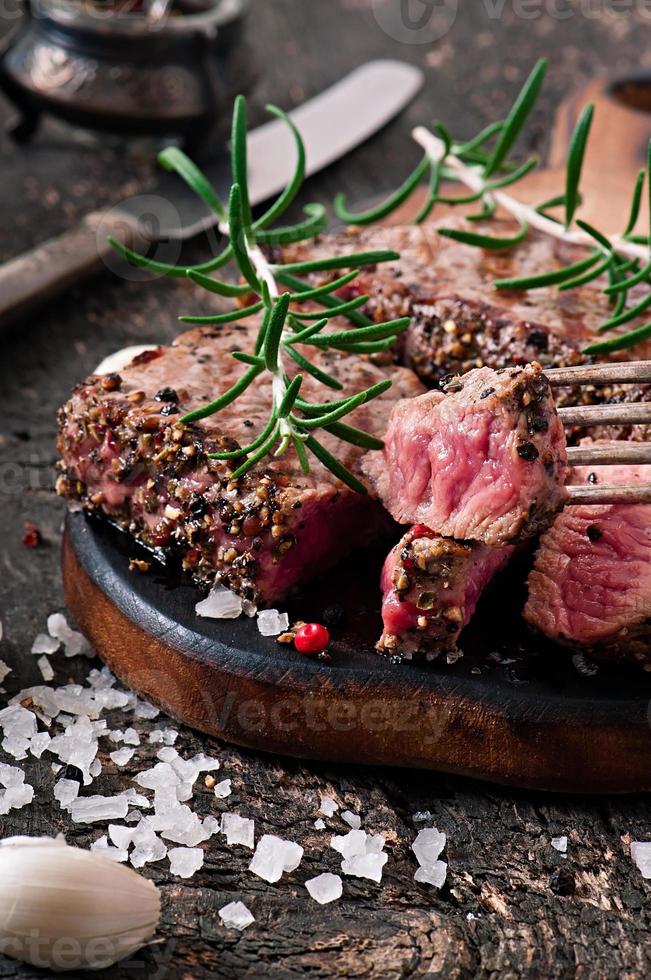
[546,361,651,504]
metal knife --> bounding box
[0,60,423,328]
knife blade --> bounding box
[0,60,423,328]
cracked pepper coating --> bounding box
[56,322,424,604]
[378,525,514,660]
[364,362,568,547]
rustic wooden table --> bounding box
[1,2,650,977]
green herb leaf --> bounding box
[180,364,263,424]
[178,301,263,325]
[158,146,226,219]
[304,436,367,494]
[323,421,384,450]
[253,204,327,246]
[209,412,279,460]
[228,183,261,292]
[483,58,547,178]
[584,320,651,355]
[254,104,306,229]
[291,294,370,322]
[274,250,400,276]
[623,169,645,237]
[263,293,291,371]
[231,95,252,231]
[438,219,529,250]
[494,251,601,290]
[564,103,594,227]
[334,155,431,225]
[285,345,344,390]
[187,270,252,298]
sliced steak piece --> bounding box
[524,450,651,666]
[56,322,424,605]
[283,221,651,441]
[378,524,514,660]
[363,362,568,546]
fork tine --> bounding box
[546,361,651,387]
[566,484,651,505]
[558,403,651,426]
[567,444,651,466]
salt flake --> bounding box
[305,872,343,905]
[219,901,254,930]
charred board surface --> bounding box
[63,509,651,793]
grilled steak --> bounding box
[524,450,651,665]
[56,323,423,604]
[284,221,651,441]
[363,363,567,546]
[378,524,514,660]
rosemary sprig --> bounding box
[110,98,409,492]
[333,57,651,355]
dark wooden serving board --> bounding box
[63,512,651,793]
[61,79,651,793]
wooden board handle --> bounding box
[519,76,651,234]
[0,211,139,331]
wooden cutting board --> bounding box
[62,78,651,793]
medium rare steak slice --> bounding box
[363,362,568,546]
[56,322,424,605]
[524,450,651,666]
[283,222,651,441]
[378,525,514,660]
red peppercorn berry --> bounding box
[294,623,330,656]
[22,522,42,549]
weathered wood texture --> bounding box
[0,1,650,977]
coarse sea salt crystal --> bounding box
[314,818,326,831]
[242,600,257,618]
[331,829,368,860]
[31,633,59,656]
[134,699,159,720]
[341,851,387,883]
[36,656,54,682]
[412,828,446,867]
[188,752,221,773]
[305,872,343,905]
[47,613,90,658]
[551,836,568,854]
[221,813,255,849]
[149,728,178,745]
[0,704,37,760]
[0,660,11,684]
[249,834,304,883]
[168,846,204,878]
[29,731,51,758]
[319,795,338,818]
[341,810,361,830]
[214,779,232,799]
[256,609,289,637]
[631,841,651,879]
[130,822,168,868]
[415,860,447,888]
[91,836,128,863]
[219,901,254,931]
[196,585,243,620]
[70,794,129,824]
[122,728,140,745]
[110,747,135,767]
[157,746,178,763]
[54,778,80,809]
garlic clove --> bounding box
[0,836,161,972]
